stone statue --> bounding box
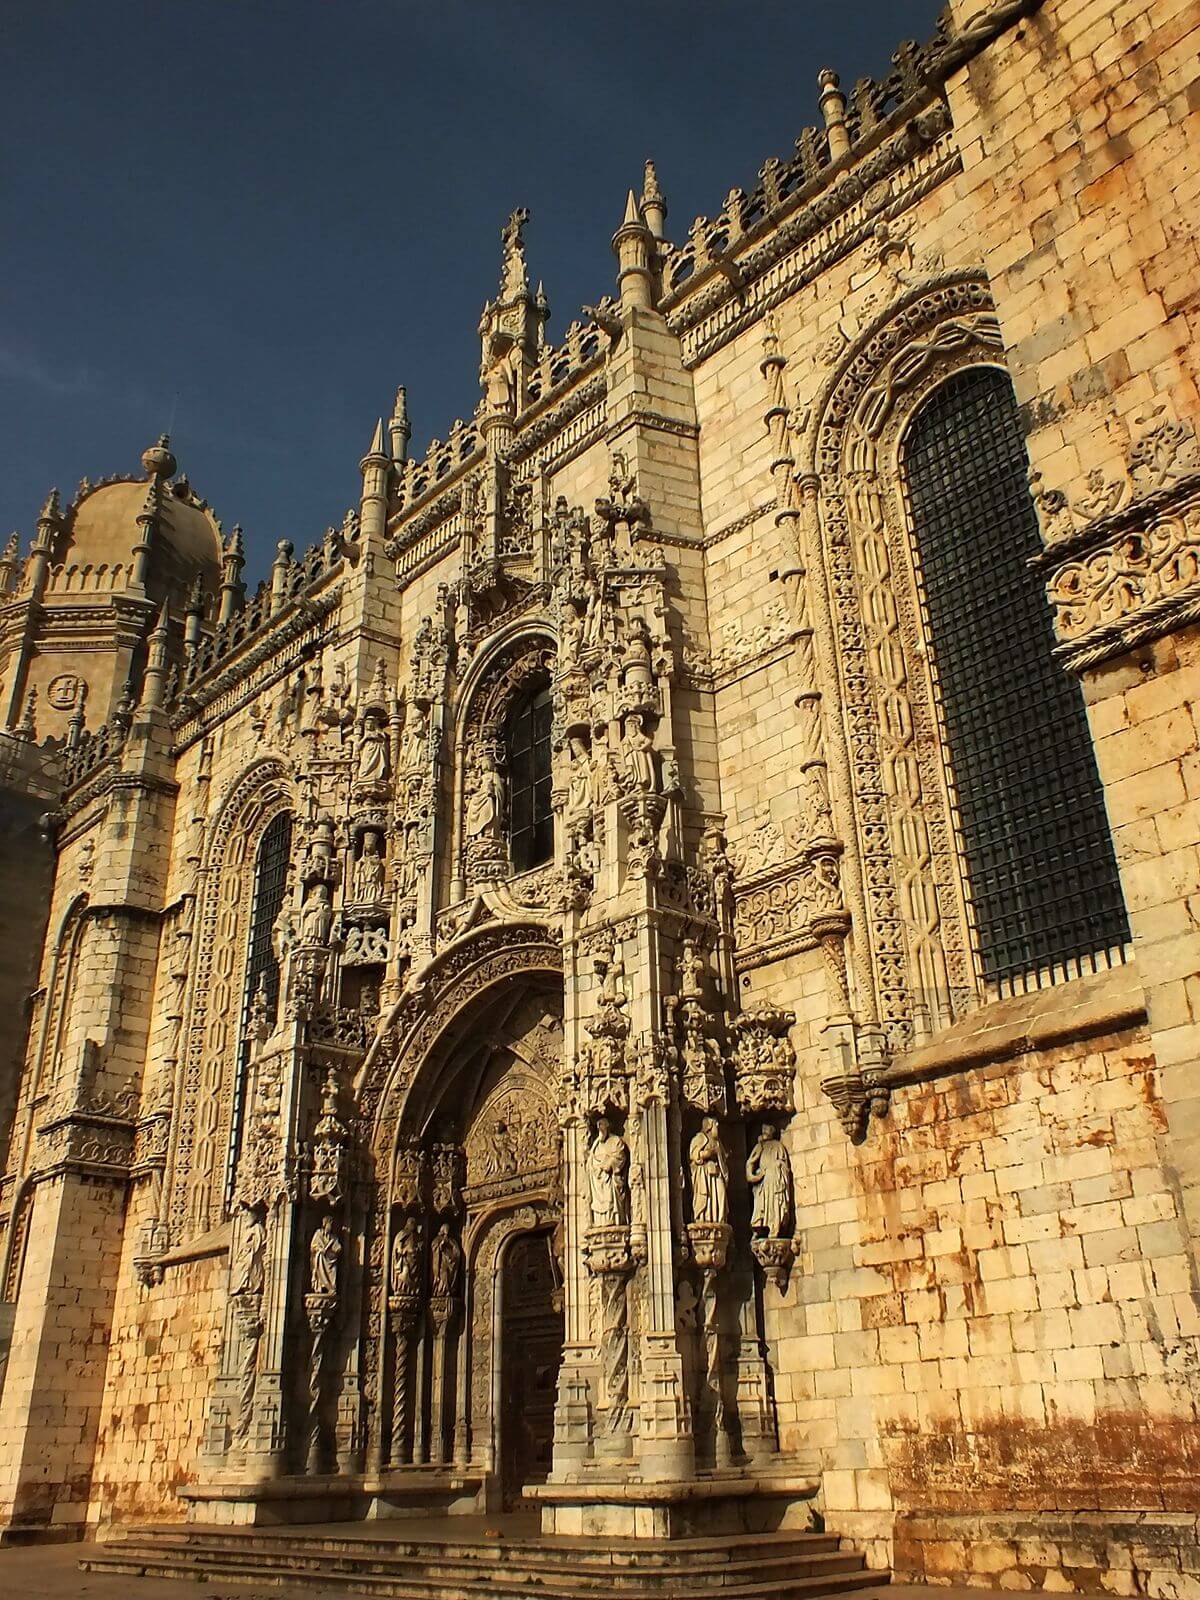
[230,1209,265,1297]
[430,1224,462,1298]
[747,1122,793,1238]
[465,751,503,839]
[622,616,655,691]
[689,1115,729,1225]
[353,830,386,902]
[309,1214,341,1296]
[355,708,390,787]
[587,1115,630,1227]
[390,1216,423,1295]
[403,702,429,772]
[300,881,333,946]
[622,713,658,794]
[565,736,592,821]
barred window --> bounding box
[507,684,553,873]
[902,367,1128,986]
[225,809,292,1205]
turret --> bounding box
[818,69,852,161]
[641,159,667,242]
[359,418,392,545]
[140,599,171,710]
[388,387,411,466]
[0,533,22,597]
[612,189,656,313]
[219,525,245,625]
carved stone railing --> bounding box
[658,1,1046,308]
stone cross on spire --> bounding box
[499,207,530,300]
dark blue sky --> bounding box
[5,0,939,578]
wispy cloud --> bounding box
[0,340,102,398]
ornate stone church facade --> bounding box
[1,0,1198,1588]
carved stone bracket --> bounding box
[729,1002,797,1116]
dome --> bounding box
[55,443,224,604]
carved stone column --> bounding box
[389,1291,422,1465]
[304,1291,337,1473]
[428,1294,456,1463]
[583,1224,633,1458]
[687,1220,732,1465]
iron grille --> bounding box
[903,368,1128,986]
[225,809,292,1207]
[508,684,554,873]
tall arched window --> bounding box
[507,684,553,872]
[224,809,292,1206]
[903,367,1128,986]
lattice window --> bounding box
[507,684,553,873]
[902,368,1128,987]
[224,809,292,1207]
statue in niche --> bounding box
[483,1118,518,1179]
[465,751,504,839]
[390,1216,423,1295]
[403,701,429,772]
[300,882,333,947]
[230,1208,265,1297]
[565,736,592,823]
[747,1122,793,1239]
[560,599,584,666]
[355,708,390,787]
[621,616,655,693]
[272,902,297,965]
[587,1115,630,1227]
[309,1214,341,1296]
[431,1224,462,1298]
[689,1116,729,1225]
[622,712,658,794]
[353,829,386,902]
[595,947,629,1029]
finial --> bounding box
[818,69,851,161]
[499,206,531,299]
[621,188,642,227]
[368,417,386,457]
[225,523,245,559]
[38,488,61,523]
[641,160,667,241]
[151,595,170,637]
[16,687,37,742]
[390,385,411,464]
[2,532,20,562]
[141,433,177,480]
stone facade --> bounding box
[1,0,1199,1589]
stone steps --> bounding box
[82,1524,884,1598]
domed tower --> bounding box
[0,434,225,739]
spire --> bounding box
[38,487,61,526]
[140,599,171,709]
[389,386,411,464]
[368,417,386,457]
[641,159,667,240]
[0,533,20,596]
[612,187,656,313]
[184,574,205,655]
[498,206,531,301]
[818,69,851,161]
[219,525,245,626]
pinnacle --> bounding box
[622,188,642,227]
[368,417,386,456]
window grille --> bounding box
[507,684,554,873]
[225,809,292,1207]
[902,368,1129,988]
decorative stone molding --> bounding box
[1036,463,1200,673]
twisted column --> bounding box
[305,1293,336,1473]
[389,1294,421,1465]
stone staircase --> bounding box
[81,1519,886,1598]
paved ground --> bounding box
[0,1541,1014,1600]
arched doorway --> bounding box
[499,1229,562,1506]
